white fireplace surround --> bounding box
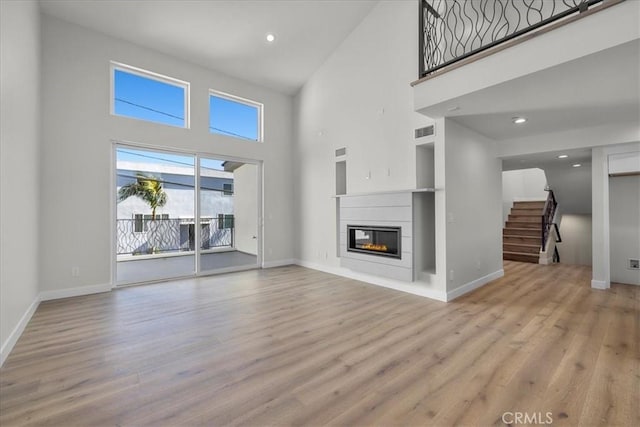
[339,192,414,281]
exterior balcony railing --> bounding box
[419,0,612,78]
[116,217,234,256]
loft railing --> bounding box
[116,217,234,256]
[419,0,609,78]
[541,190,558,251]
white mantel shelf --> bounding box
[334,188,436,198]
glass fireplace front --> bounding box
[347,225,401,259]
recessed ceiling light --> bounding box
[572,163,582,168]
[512,117,527,124]
[447,106,460,112]
[558,154,569,159]
[266,33,276,42]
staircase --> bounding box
[503,201,545,263]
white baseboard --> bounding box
[1,295,40,367]
[591,279,610,290]
[262,259,296,268]
[446,269,505,302]
[39,282,113,301]
[294,259,448,302]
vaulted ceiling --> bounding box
[39,0,378,95]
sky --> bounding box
[117,148,225,172]
[114,67,259,170]
[114,68,259,141]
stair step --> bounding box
[503,235,541,245]
[508,215,542,223]
[505,221,540,229]
[504,228,540,237]
[513,201,546,209]
[510,209,543,216]
[503,251,540,263]
[503,243,540,254]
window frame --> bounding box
[222,182,233,196]
[133,213,169,233]
[208,89,263,142]
[217,213,234,230]
[110,61,190,129]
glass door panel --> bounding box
[115,146,195,284]
[199,158,259,273]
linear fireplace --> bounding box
[347,225,401,259]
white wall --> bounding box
[444,119,503,293]
[544,163,592,216]
[501,168,547,222]
[233,164,258,255]
[39,15,294,294]
[0,0,41,363]
[558,215,592,266]
[294,0,431,268]
[609,175,640,285]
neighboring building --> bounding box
[116,161,235,255]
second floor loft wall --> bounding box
[419,0,621,78]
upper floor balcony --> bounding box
[412,0,639,147]
[417,0,623,79]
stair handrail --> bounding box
[541,189,558,250]
[553,222,562,243]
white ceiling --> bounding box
[39,0,378,95]
[502,148,592,172]
[433,39,640,141]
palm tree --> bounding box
[118,173,167,219]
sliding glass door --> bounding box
[115,145,260,285]
[115,147,196,284]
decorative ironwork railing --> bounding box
[116,217,233,255]
[541,189,558,251]
[420,0,606,77]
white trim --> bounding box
[335,188,436,198]
[39,283,113,302]
[0,296,40,367]
[262,259,296,268]
[446,269,505,301]
[294,259,448,302]
[591,279,610,290]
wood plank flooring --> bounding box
[1,261,638,426]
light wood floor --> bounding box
[1,262,638,426]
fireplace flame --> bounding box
[361,243,388,252]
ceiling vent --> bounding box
[335,147,347,157]
[415,124,435,139]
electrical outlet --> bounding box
[629,259,639,270]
